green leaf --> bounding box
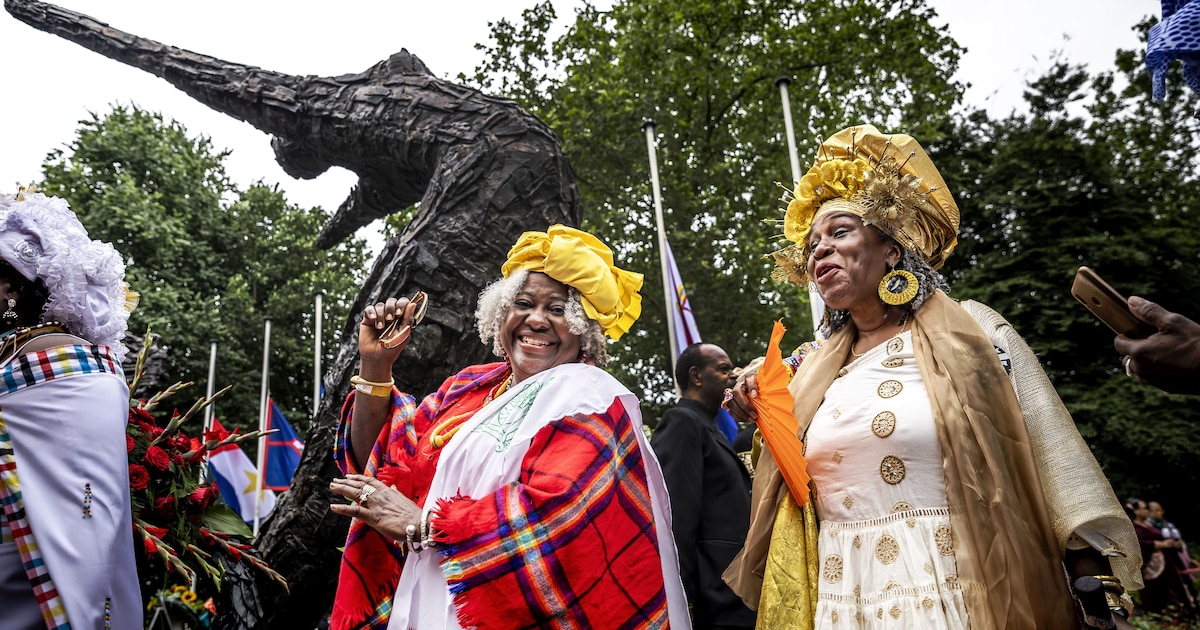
[202,505,253,538]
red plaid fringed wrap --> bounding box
[434,398,671,629]
[331,362,509,630]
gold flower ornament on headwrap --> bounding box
[502,225,644,341]
[771,124,960,285]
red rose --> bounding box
[144,445,171,472]
[170,434,191,452]
[155,495,177,518]
[139,421,164,438]
[130,407,155,425]
[189,484,219,511]
[126,434,135,453]
[128,464,150,491]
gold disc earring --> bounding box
[878,269,919,306]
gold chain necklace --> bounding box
[427,375,513,450]
[850,312,909,359]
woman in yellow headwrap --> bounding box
[724,126,1141,629]
[327,225,690,629]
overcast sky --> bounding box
[0,0,1154,233]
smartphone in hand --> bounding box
[1071,267,1155,338]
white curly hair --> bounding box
[475,269,609,367]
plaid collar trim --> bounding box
[0,344,123,396]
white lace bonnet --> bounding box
[0,191,132,362]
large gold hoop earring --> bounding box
[878,269,919,306]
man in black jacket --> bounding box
[651,343,755,629]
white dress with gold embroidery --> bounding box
[805,331,970,628]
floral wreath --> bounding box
[125,330,286,625]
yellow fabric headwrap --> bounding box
[772,125,960,285]
[819,125,959,269]
[501,225,644,341]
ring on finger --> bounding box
[359,484,377,505]
[1123,355,1134,378]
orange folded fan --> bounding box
[752,320,811,505]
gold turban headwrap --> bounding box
[772,124,960,284]
[501,225,644,341]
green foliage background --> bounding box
[37,105,368,435]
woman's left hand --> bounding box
[329,474,422,541]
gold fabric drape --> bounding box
[754,493,819,630]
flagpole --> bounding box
[312,290,324,418]
[776,77,825,340]
[643,120,681,372]
[253,318,271,536]
[198,341,218,483]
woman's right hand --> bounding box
[347,297,422,470]
[726,373,759,424]
[359,296,422,368]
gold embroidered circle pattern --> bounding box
[922,597,935,610]
[853,535,862,549]
[876,608,883,620]
[882,356,904,368]
[923,562,934,575]
[880,455,906,484]
[887,336,905,354]
[831,611,839,623]
[875,534,900,564]
[877,379,903,398]
[890,606,902,620]
[823,554,844,583]
[892,501,914,513]
[935,525,954,555]
[871,411,896,438]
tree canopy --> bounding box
[38,105,368,433]
[932,28,1200,532]
[469,1,1200,534]
[468,0,965,416]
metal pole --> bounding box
[312,291,324,418]
[776,76,825,340]
[253,318,271,536]
[199,341,218,483]
[643,120,680,371]
[203,342,217,431]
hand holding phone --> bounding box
[1071,267,1155,339]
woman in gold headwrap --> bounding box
[724,126,1141,629]
[326,225,690,630]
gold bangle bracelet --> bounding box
[350,375,394,398]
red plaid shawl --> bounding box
[433,397,671,629]
[331,362,509,630]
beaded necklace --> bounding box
[0,321,69,364]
